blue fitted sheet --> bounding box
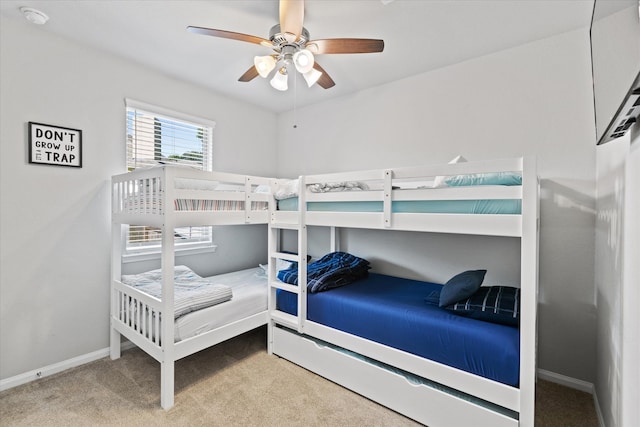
[277,198,521,214]
[276,273,520,386]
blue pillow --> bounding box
[439,269,486,307]
[445,172,522,187]
[445,286,520,326]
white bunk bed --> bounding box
[267,157,539,427]
[110,165,271,409]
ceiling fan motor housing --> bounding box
[269,24,310,50]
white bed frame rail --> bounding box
[111,280,164,360]
[111,166,271,227]
[268,157,539,426]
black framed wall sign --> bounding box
[28,122,82,168]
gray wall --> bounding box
[595,130,640,427]
[0,16,277,380]
[592,4,640,426]
[276,28,597,383]
[620,132,640,427]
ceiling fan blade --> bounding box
[238,65,259,82]
[187,26,272,47]
[279,0,304,41]
[307,38,384,54]
[312,62,335,89]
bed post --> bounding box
[267,177,285,355]
[160,359,175,410]
[330,226,339,252]
[519,156,539,427]
[383,169,393,228]
[267,180,277,355]
[297,176,308,334]
[110,220,122,360]
[160,167,176,410]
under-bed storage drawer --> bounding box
[272,326,518,427]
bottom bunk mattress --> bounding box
[276,272,520,386]
[175,267,267,341]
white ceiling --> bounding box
[0,0,602,113]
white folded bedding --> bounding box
[274,178,441,201]
[121,265,233,319]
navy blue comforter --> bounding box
[277,251,370,293]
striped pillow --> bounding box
[446,286,520,327]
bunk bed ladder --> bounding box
[267,177,308,352]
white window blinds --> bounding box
[125,99,216,254]
[126,100,214,171]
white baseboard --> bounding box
[0,341,135,392]
[537,368,594,393]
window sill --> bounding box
[122,245,218,264]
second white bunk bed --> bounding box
[267,157,539,427]
[110,165,272,409]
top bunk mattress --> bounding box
[276,272,520,386]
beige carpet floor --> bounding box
[0,327,599,426]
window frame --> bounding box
[123,99,216,261]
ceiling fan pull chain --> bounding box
[293,70,298,129]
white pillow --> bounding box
[274,179,299,200]
[433,155,467,188]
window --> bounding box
[125,99,216,257]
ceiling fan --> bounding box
[187,0,384,91]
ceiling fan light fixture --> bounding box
[302,68,323,88]
[293,49,314,73]
[254,55,276,78]
[270,67,289,91]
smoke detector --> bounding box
[20,7,49,25]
